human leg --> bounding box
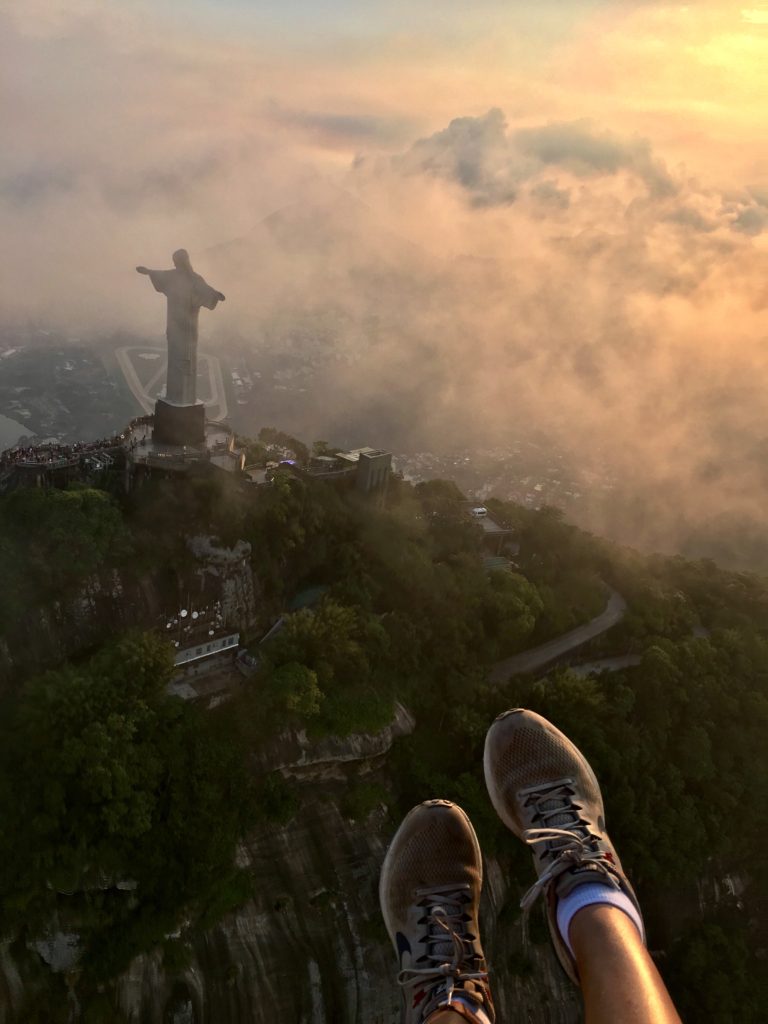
[379,799,496,1024]
[570,905,682,1023]
[484,708,681,1024]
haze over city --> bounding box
[3,7,768,1022]
[3,0,768,558]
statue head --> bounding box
[172,249,192,271]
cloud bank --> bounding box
[392,110,678,207]
[3,0,768,558]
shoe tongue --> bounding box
[538,796,578,830]
[556,862,614,899]
[427,905,458,959]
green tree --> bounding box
[266,600,376,688]
[269,661,323,717]
[258,426,309,464]
[0,631,255,975]
[482,571,542,655]
[1,633,174,907]
[0,487,130,623]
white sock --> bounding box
[556,882,645,957]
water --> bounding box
[0,412,27,449]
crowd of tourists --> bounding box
[0,435,122,471]
[0,415,158,472]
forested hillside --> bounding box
[0,466,766,1022]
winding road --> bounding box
[567,654,642,678]
[489,587,627,684]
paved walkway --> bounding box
[489,587,627,684]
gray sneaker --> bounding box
[483,708,644,985]
[379,800,495,1024]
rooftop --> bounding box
[335,447,378,464]
[476,516,510,535]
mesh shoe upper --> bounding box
[483,708,644,985]
[379,800,495,1024]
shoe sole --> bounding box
[483,708,603,838]
[379,799,483,950]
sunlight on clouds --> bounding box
[542,2,768,187]
[4,0,768,548]
[741,6,768,24]
[694,24,768,72]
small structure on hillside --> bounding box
[164,599,241,693]
[304,446,392,495]
[174,632,240,671]
[465,502,518,556]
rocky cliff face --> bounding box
[0,536,258,689]
[186,536,258,630]
[0,704,580,1024]
[0,541,581,1023]
[108,709,579,1024]
[149,810,577,1024]
[253,703,417,780]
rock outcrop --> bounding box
[0,708,580,1023]
[254,703,416,780]
[0,539,582,1022]
[111,719,580,1024]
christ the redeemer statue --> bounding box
[136,249,225,446]
[136,249,225,406]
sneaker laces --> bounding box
[398,883,489,1022]
[517,778,622,913]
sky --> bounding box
[2,0,768,553]
[3,0,767,302]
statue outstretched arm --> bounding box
[194,276,226,309]
[138,267,174,294]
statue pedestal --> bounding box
[153,399,205,446]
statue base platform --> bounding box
[153,400,205,446]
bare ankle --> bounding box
[428,1009,475,1024]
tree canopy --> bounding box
[0,632,254,981]
[0,487,129,625]
[1,456,767,1021]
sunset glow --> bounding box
[3,0,768,548]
